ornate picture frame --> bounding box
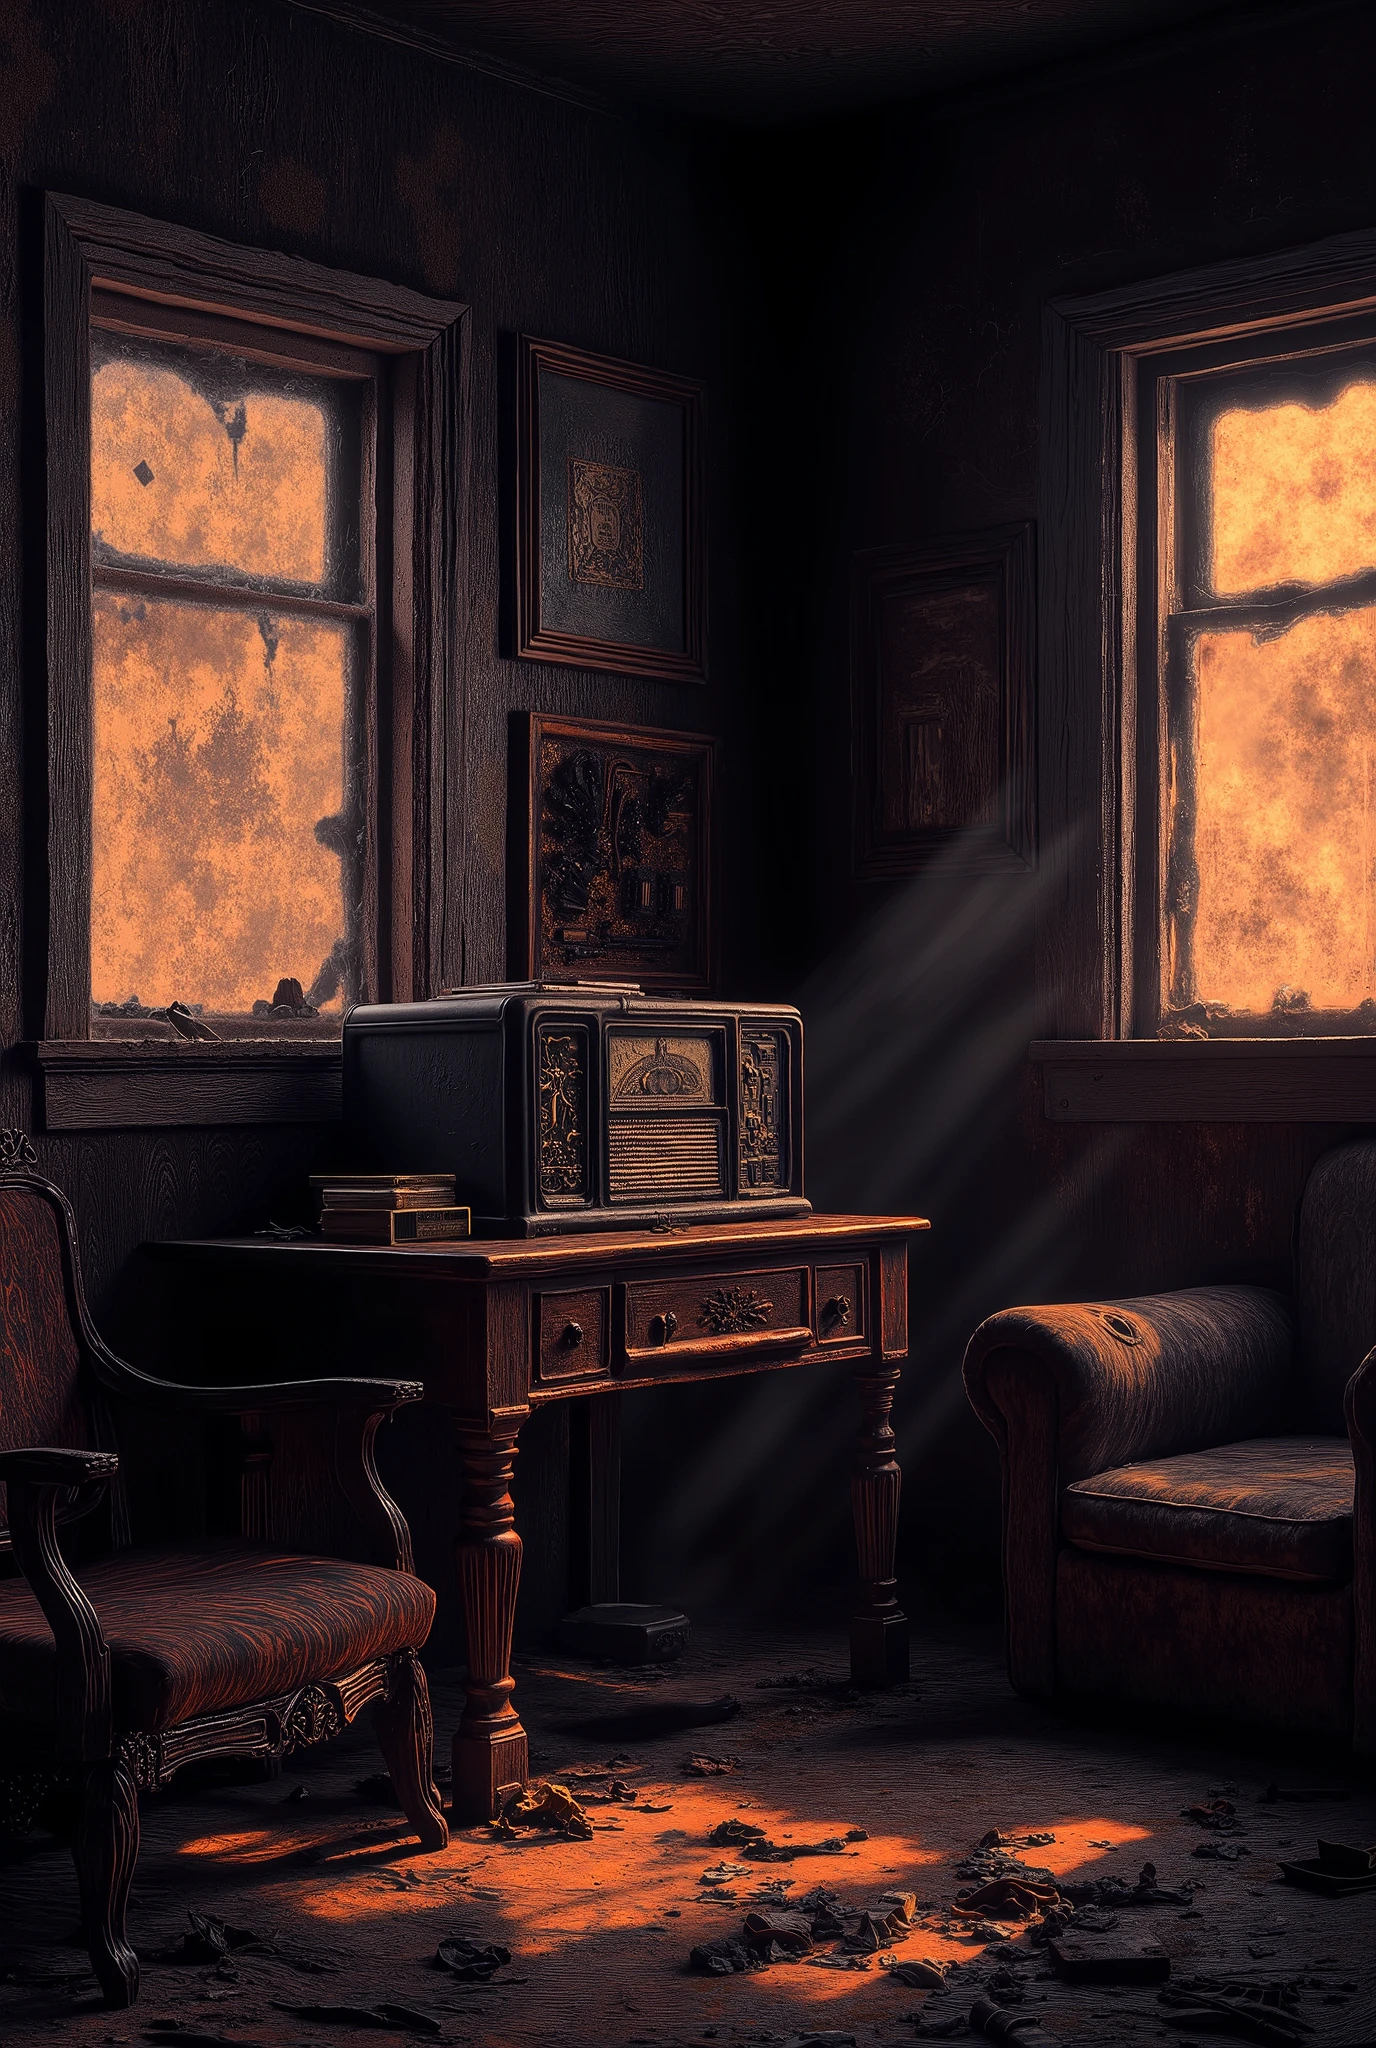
[512,713,714,991]
[514,336,706,683]
[851,523,1035,877]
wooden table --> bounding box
[154,1212,927,1823]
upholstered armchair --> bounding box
[0,1138,447,2008]
[963,1137,1374,1752]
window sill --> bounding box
[31,1040,342,1131]
[1031,1038,1376,1123]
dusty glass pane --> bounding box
[91,592,356,1020]
[1185,604,1376,1016]
[1211,380,1376,597]
[92,336,342,590]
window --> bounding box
[1034,229,1376,1119]
[39,193,467,1127]
[1155,343,1376,1038]
[89,301,377,1039]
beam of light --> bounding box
[624,823,1119,1609]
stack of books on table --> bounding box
[310,1173,471,1245]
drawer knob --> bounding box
[560,1321,584,1349]
[823,1293,852,1330]
[649,1310,679,1344]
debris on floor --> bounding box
[971,1995,1065,2045]
[432,1935,514,1981]
[1046,1930,1170,1983]
[1159,1973,1313,2043]
[494,1780,594,1839]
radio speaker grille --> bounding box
[608,1117,724,1201]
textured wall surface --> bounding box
[0,0,751,1645]
[621,0,1376,1621]
[7,0,1376,1651]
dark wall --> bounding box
[622,0,1376,1621]
[0,0,752,1642]
[8,0,1371,1653]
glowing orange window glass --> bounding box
[1164,359,1376,1031]
[1210,381,1376,598]
[1189,606,1376,1015]
[92,357,330,588]
[89,326,369,1033]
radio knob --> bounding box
[560,1321,584,1349]
[649,1310,679,1344]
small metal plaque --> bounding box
[608,1031,717,1107]
[567,458,644,590]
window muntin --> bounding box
[1160,347,1376,1035]
[88,310,376,1039]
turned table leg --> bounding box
[452,1420,529,1824]
[849,1363,909,1686]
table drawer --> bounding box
[536,1287,609,1383]
[622,1264,812,1369]
[814,1262,866,1345]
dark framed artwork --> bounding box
[851,523,1035,877]
[515,336,706,683]
[513,714,714,991]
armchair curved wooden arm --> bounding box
[84,1362,425,1570]
[1,1448,119,1762]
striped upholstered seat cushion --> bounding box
[0,1544,435,1732]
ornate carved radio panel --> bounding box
[342,984,807,1236]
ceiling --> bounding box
[338,0,1262,124]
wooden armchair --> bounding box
[0,1135,447,2009]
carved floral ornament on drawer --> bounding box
[699,1286,774,1334]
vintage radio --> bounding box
[341,983,807,1236]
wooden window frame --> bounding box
[1035,223,1376,1120]
[32,192,469,1129]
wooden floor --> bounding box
[1,1616,1374,2045]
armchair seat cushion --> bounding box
[0,1544,435,1732]
[1061,1436,1354,1584]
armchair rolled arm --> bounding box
[1347,1350,1376,1757]
[964,1285,1294,1484]
[962,1285,1293,1701]
[3,1447,114,1761]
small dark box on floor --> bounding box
[555,1603,690,1662]
[1048,1933,1170,1984]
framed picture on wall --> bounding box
[851,522,1035,877]
[511,713,714,991]
[514,336,706,683]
